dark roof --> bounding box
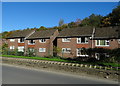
[26,29,57,40]
[94,26,120,39]
[6,30,34,39]
[58,27,93,37]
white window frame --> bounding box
[118,39,120,44]
[10,39,15,42]
[62,38,71,42]
[39,39,46,43]
[95,53,100,60]
[18,38,24,43]
[76,48,88,57]
[18,46,24,52]
[96,40,109,46]
[62,48,71,53]
[39,48,46,52]
[10,46,15,50]
[77,37,88,44]
[28,40,35,45]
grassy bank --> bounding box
[2,55,120,67]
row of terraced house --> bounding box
[6,26,120,58]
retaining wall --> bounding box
[1,57,119,81]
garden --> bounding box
[1,44,120,67]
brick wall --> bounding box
[25,30,59,57]
[57,37,91,58]
[8,39,19,50]
[94,39,119,49]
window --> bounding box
[118,39,120,44]
[96,40,109,46]
[18,38,24,43]
[28,40,35,44]
[39,39,46,43]
[10,39,15,42]
[95,53,100,60]
[29,48,35,52]
[62,48,71,53]
[39,48,46,52]
[62,38,71,42]
[77,37,88,43]
[77,48,88,57]
[10,46,15,50]
[18,46,24,52]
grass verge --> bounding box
[2,55,120,67]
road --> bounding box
[2,64,118,84]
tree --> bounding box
[59,19,64,26]
[101,3,120,26]
[80,14,103,27]
[68,22,76,28]
[38,26,47,31]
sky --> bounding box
[2,2,119,32]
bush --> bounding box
[17,52,24,56]
[110,48,120,62]
[86,48,120,63]
[26,48,36,57]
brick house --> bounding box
[57,26,120,58]
[6,30,35,52]
[26,29,59,57]
[92,27,120,49]
[92,27,120,59]
[57,27,93,58]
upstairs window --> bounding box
[118,39,120,44]
[18,38,24,43]
[96,40,109,46]
[39,39,46,43]
[62,48,71,53]
[10,39,15,42]
[62,38,71,42]
[77,37,88,44]
[28,40,35,45]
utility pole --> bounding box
[91,27,95,49]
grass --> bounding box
[2,55,120,67]
[2,55,67,62]
[100,63,120,67]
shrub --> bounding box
[26,48,36,57]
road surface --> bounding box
[2,64,118,84]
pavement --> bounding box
[2,63,119,84]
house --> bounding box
[5,26,120,58]
[6,30,35,52]
[57,27,93,58]
[92,26,120,49]
[26,29,59,57]
[92,26,120,59]
[57,26,120,58]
